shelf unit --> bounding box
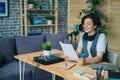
[20,0,58,35]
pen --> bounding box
[65,61,68,67]
[96,67,98,80]
[98,68,101,80]
[99,66,103,80]
[101,68,104,80]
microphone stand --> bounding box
[68,32,73,43]
[74,35,77,50]
[68,31,79,50]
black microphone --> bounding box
[73,24,79,36]
[79,24,84,32]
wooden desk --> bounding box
[15,49,108,80]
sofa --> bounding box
[0,32,69,80]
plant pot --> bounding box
[47,20,52,25]
[43,50,51,56]
[28,4,34,9]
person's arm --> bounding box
[76,46,83,55]
[76,33,84,55]
[86,52,104,64]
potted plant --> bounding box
[27,0,35,9]
[41,42,52,56]
[45,14,55,25]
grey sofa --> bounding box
[0,33,69,80]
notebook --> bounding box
[57,62,76,70]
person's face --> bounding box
[83,18,96,34]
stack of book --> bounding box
[73,69,95,80]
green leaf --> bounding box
[41,42,51,50]
[27,0,34,4]
[78,0,108,34]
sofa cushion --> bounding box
[46,32,69,50]
[15,34,45,54]
[0,61,32,80]
[0,37,16,63]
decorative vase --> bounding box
[43,50,51,56]
[47,20,52,25]
[28,4,34,9]
[39,5,42,9]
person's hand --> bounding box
[76,58,82,64]
[76,58,86,66]
[63,54,69,60]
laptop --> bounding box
[34,55,64,65]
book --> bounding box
[73,70,95,80]
[57,62,76,70]
[73,70,85,75]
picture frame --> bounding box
[0,0,8,17]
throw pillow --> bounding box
[15,34,45,54]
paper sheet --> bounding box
[59,41,78,61]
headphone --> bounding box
[83,32,97,41]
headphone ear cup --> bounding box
[79,24,83,32]
[83,33,88,40]
[83,32,97,41]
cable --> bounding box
[33,55,44,80]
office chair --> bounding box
[108,51,118,65]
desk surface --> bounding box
[15,49,108,80]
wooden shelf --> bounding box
[27,9,56,12]
[20,0,58,35]
[28,24,55,27]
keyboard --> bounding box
[89,63,119,71]
[33,55,64,65]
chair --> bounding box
[108,51,118,65]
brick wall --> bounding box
[0,0,68,37]
[0,0,20,37]
[58,0,68,32]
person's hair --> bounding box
[81,13,101,27]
